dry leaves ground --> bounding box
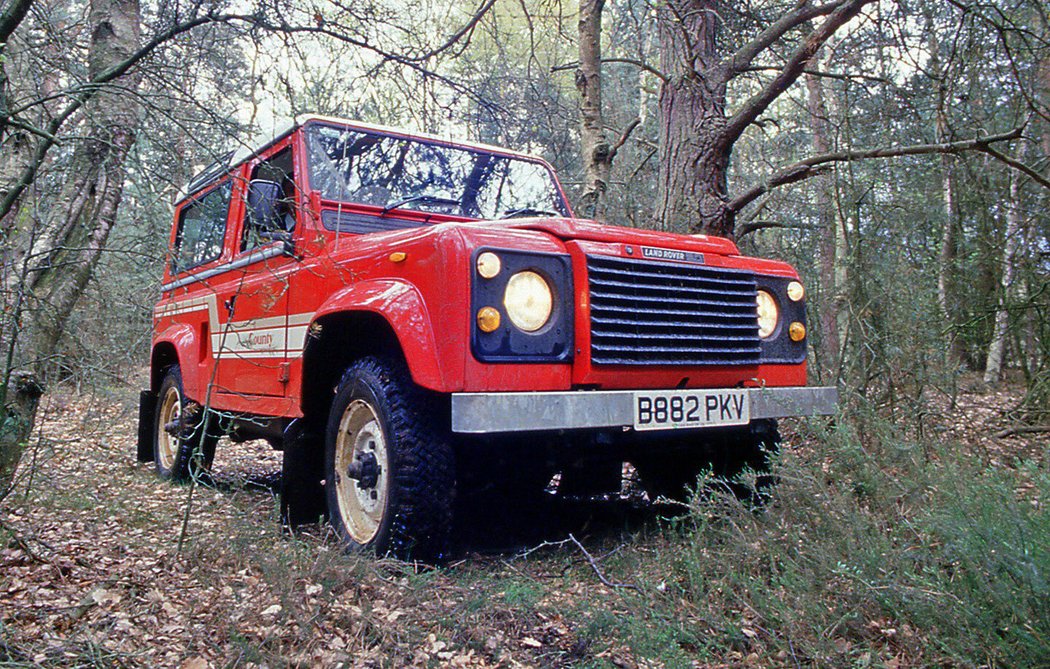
[0,376,1046,668]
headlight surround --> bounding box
[470,248,573,363]
[756,289,779,339]
[755,275,807,364]
[503,271,554,332]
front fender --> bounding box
[152,324,205,400]
[313,279,444,390]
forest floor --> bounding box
[0,376,1046,668]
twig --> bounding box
[0,517,54,565]
[515,537,573,559]
[568,534,639,591]
[994,425,1050,439]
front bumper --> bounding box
[451,386,838,434]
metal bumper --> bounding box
[450,386,838,434]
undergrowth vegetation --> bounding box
[643,413,1048,667]
[0,388,1046,667]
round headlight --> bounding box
[503,271,553,332]
[756,290,779,339]
[787,280,805,302]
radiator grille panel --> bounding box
[587,255,760,365]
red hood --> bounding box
[474,217,740,256]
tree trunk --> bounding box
[23,0,142,370]
[805,55,842,378]
[983,147,1026,385]
[0,372,43,497]
[576,0,610,219]
[654,0,731,235]
[0,0,140,493]
[929,30,967,369]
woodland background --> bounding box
[0,0,1047,667]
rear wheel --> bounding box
[153,366,217,482]
[324,357,454,560]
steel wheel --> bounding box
[156,382,182,472]
[324,357,454,560]
[333,399,390,544]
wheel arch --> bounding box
[300,310,416,423]
[150,323,204,399]
[300,280,446,422]
[150,341,180,392]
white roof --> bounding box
[181,114,547,201]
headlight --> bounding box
[756,290,779,339]
[503,271,553,332]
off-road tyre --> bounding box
[632,419,781,503]
[324,357,454,561]
[153,366,218,482]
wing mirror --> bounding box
[248,179,281,228]
[247,179,296,256]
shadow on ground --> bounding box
[206,451,675,558]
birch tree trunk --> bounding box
[576,0,610,219]
[983,147,1026,384]
[24,0,142,368]
[930,32,967,368]
[0,0,141,493]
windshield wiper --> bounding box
[380,194,460,216]
[500,207,560,219]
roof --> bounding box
[181,114,545,201]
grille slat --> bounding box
[590,271,755,294]
[587,254,761,366]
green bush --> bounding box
[659,415,1049,667]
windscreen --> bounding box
[305,124,569,220]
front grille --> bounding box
[587,254,761,365]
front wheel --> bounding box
[324,357,454,560]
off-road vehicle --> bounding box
[138,115,837,558]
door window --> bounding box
[173,181,231,272]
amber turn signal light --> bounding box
[789,322,806,342]
[477,307,501,332]
[389,251,407,263]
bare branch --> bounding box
[742,65,890,85]
[568,534,639,591]
[720,0,847,79]
[978,144,1050,191]
[420,0,498,60]
[728,127,1025,213]
[721,0,876,149]
[737,220,818,237]
[994,425,1050,439]
[609,117,642,161]
[552,57,668,82]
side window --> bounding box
[173,181,231,273]
[243,148,297,252]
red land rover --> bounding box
[137,115,837,559]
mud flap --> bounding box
[280,421,326,527]
[136,390,157,462]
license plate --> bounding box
[633,389,750,431]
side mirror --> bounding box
[247,179,281,229]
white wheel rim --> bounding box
[334,399,390,545]
[157,385,181,471]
